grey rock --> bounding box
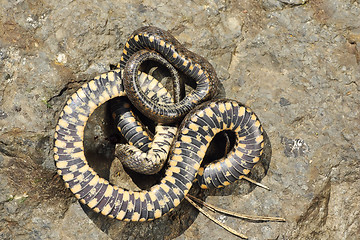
[280,136,310,157]
[57,202,110,240]
[4,200,19,214]
[279,0,308,6]
[261,0,286,11]
[0,109,7,120]
[0,173,11,202]
[1,0,359,239]
[279,97,291,107]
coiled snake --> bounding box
[54,27,264,222]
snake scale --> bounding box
[54,26,264,221]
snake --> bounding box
[54,26,265,221]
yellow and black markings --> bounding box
[54,27,265,222]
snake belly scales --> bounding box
[54,26,265,221]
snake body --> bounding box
[120,26,219,124]
[111,70,179,175]
[54,27,265,221]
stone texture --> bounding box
[1,0,359,239]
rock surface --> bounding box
[1,0,359,239]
